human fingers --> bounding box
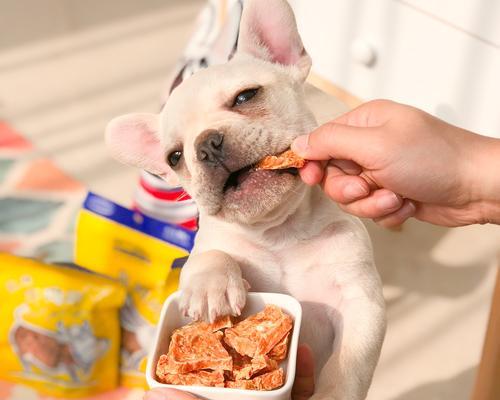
[292,344,315,400]
[292,122,378,163]
[299,161,326,185]
[329,159,363,175]
[333,99,400,127]
[373,199,416,228]
[321,164,371,203]
[338,189,404,219]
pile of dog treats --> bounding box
[156,305,293,390]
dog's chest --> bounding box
[231,245,285,292]
[221,229,342,295]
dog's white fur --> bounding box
[105,1,386,398]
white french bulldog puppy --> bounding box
[105,0,386,398]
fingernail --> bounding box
[343,182,369,201]
[402,200,417,217]
[393,201,416,224]
[376,192,401,211]
[292,134,309,155]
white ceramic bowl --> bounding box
[147,291,303,400]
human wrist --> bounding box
[469,135,500,224]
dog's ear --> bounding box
[105,113,179,186]
[237,0,311,81]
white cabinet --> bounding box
[402,0,500,46]
[290,0,500,138]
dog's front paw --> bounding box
[180,273,249,322]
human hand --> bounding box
[143,344,315,400]
[292,100,500,227]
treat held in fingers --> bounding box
[256,149,306,170]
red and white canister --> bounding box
[133,171,198,231]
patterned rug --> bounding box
[0,122,144,399]
[0,122,84,263]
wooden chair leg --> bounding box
[471,266,500,400]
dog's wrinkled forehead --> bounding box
[161,55,292,140]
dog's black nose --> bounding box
[196,131,224,166]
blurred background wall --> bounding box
[289,0,500,139]
[0,0,204,203]
[0,0,201,51]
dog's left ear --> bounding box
[237,0,311,81]
[105,113,180,186]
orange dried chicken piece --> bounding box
[256,149,306,170]
[157,369,225,387]
[224,305,292,358]
[229,347,278,380]
[225,378,255,390]
[253,368,285,390]
[179,315,233,333]
[208,315,234,332]
[226,368,285,391]
[268,331,290,361]
[158,323,232,374]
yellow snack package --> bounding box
[0,252,126,398]
[74,192,195,388]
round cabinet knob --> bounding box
[351,39,377,67]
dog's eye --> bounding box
[232,87,259,107]
[167,150,182,167]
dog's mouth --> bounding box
[222,164,299,193]
[223,165,253,192]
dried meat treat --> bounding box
[268,331,290,361]
[256,149,306,170]
[158,369,225,387]
[224,346,250,380]
[159,324,232,374]
[253,368,285,390]
[13,326,63,368]
[232,352,278,380]
[209,315,233,332]
[122,328,142,354]
[224,305,293,358]
[226,379,256,390]
[178,316,233,334]
[226,368,285,391]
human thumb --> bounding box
[292,122,375,163]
